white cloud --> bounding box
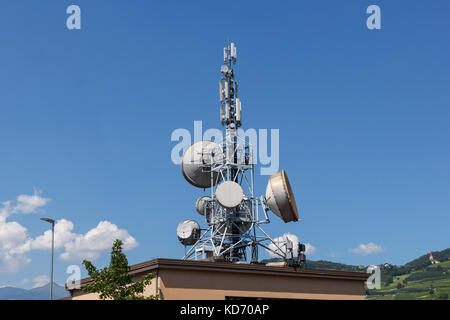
[305,243,316,256]
[59,221,138,262]
[349,242,383,256]
[13,190,50,214]
[0,191,138,273]
[0,190,50,219]
[0,201,12,218]
[31,219,138,262]
[0,215,32,273]
[31,219,76,251]
[328,252,338,258]
[0,190,50,272]
[266,233,316,258]
[32,275,50,288]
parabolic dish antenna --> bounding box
[215,181,244,208]
[176,220,201,246]
[265,170,299,223]
[195,196,212,216]
[181,140,224,188]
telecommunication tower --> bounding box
[177,40,306,265]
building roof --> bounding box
[68,258,370,291]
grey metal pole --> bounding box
[50,221,54,300]
[41,217,55,301]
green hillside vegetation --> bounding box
[405,248,450,270]
[260,258,362,272]
[303,260,362,272]
[261,248,450,300]
[367,249,450,300]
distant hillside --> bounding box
[367,248,450,300]
[260,258,362,272]
[303,260,363,272]
[262,248,450,300]
[0,287,27,300]
[0,283,69,300]
[404,248,450,271]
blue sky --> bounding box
[0,0,449,289]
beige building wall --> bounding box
[68,259,369,300]
[158,269,365,300]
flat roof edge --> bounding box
[69,258,369,291]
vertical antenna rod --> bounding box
[219,40,242,184]
[219,40,241,128]
[219,40,241,260]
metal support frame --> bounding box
[181,40,291,264]
[182,136,289,263]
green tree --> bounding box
[384,274,393,286]
[438,293,448,300]
[82,239,158,300]
[429,285,434,295]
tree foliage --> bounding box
[82,239,158,300]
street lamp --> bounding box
[40,217,55,300]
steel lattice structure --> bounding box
[181,41,295,263]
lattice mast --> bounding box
[220,40,241,177]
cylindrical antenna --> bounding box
[219,40,241,128]
[236,98,242,123]
[225,81,229,99]
[231,42,237,60]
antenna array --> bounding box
[177,40,306,265]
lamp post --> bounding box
[40,217,55,300]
